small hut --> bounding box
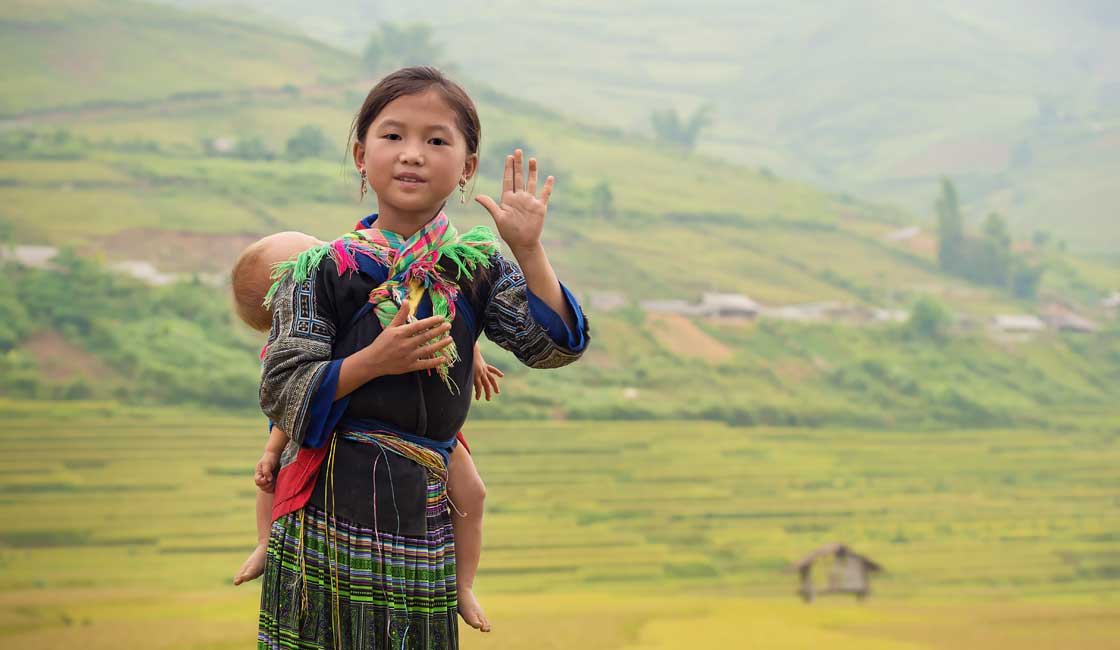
[792,543,882,602]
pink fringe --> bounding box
[332,239,358,276]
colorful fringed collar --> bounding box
[265,211,499,391]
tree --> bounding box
[979,212,1012,287]
[905,296,953,340]
[1010,258,1044,300]
[363,23,448,74]
[650,104,714,152]
[935,178,963,272]
[232,137,273,161]
[590,181,614,218]
[285,125,331,161]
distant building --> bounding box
[641,293,760,319]
[1040,305,1099,333]
[0,244,59,269]
[990,314,1047,333]
[109,260,180,287]
[698,292,760,319]
[761,302,839,323]
[871,308,909,323]
[792,543,883,602]
[761,301,881,324]
[640,299,702,315]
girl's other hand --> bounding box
[472,345,504,401]
[475,149,553,256]
[254,451,281,493]
[363,300,454,376]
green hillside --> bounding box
[176,0,1120,256]
[1,0,1118,427]
[0,0,358,115]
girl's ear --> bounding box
[353,141,365,172]
[462,153,479,182]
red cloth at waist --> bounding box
[271,430,470,522]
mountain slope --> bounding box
[1,0,1117,426]
[162,0,1120,255]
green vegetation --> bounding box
[649,104,714,152]
[211,1,1120,255]
[0,408,1116,648]
[0,3,1118,648]
[935,179,1045,299]
[362,22,449,74]
[0,0,1116,429]
[0,255,259,406]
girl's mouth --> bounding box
[394,174,427,186]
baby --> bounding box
[229,231,499,632]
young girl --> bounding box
[257,66,588,649]
[228,231,502,632]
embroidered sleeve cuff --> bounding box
[302,359,350,449]
[527,283,588,352]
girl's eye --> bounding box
[383,133,401,141]
[429,138,448,146]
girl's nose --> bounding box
[399,148,424,165]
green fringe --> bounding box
[440,226,498,280]
[262,242,331,308]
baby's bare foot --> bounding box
[233,543,268,585]
[457,587,491,632]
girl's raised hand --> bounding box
[475,149,554,254]
[364,300,454,376]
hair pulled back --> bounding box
[349,66,481,155]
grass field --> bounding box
[1,401,1116,648]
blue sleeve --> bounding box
[527,283,588,353]
[300,359,351,449]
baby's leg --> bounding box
[233,489,274,585]
[448,443,490,632]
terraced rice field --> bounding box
[0,403,1117,648]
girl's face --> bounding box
[354,89,477,220]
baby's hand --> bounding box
[472,346,505,401]
[254,451,280,493]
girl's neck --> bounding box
[372,203,445,238]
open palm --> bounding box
[475,149,554,253]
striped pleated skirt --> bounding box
[257,473,457,650]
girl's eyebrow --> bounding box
[377,119,454,135]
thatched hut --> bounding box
[792,543,882,602]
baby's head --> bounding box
[231,231,323,332]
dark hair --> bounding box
[349,66,481,155]
[350,66,491,298]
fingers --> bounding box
[502,154,514,194]
[416,336,455,358]
[389,301,411,327]
[401,315,449,337]
[540,175,555,205]
[512,149,523,192]
[528,157,538,195]
[475,194,501,220]
[488,364,505,378]
[473,376,482,401]
[411,355,448,371]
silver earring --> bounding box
[459,180,467,204]
[360,170,367,200]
